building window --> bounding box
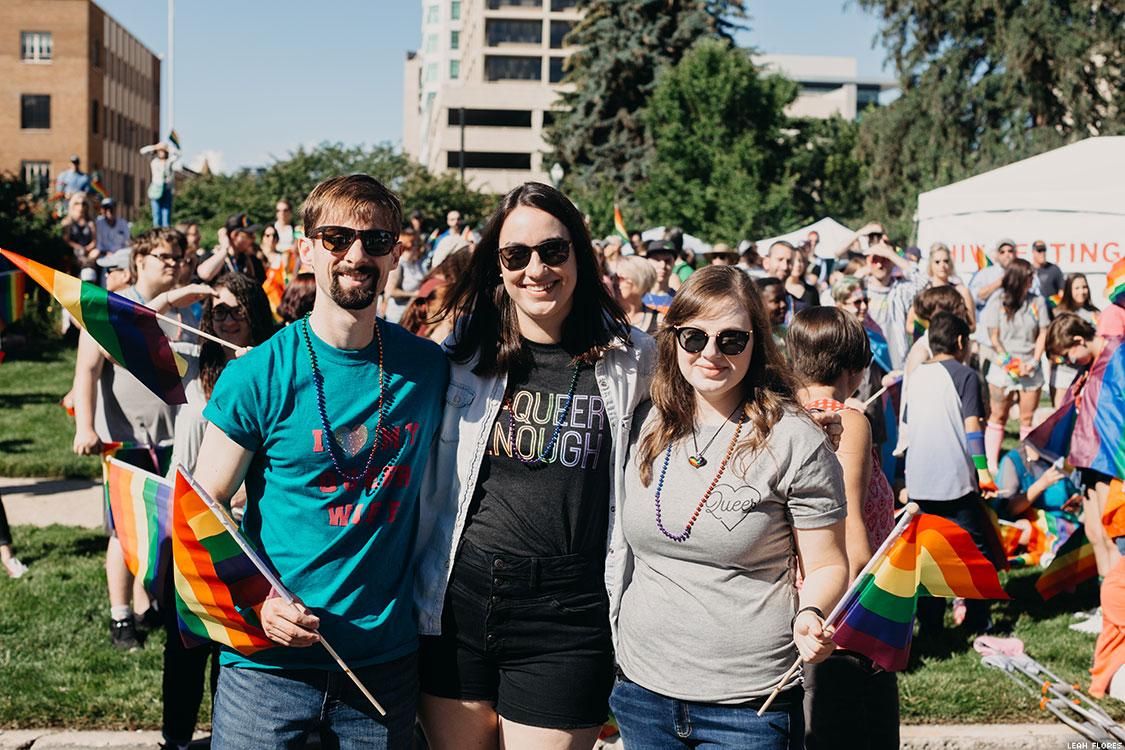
[451,0,461,20]
[92,40,102,68]
[451,30,460,50]
[123,174,135,207]
[449,60,460,79]
[550,0,577,9]
[485,55,542,81]
[446,151,532,170]
[549,56,565,83]
[20,95,51,129]
[449,109,533,127]
[425,34,438,53]
[550,21,574,48]
[20,161,50,196]
[425,63,438,83]
[799,82,844,95]
[20,32,53,62]
[486,19,543,46]
[92,100,99,134]
[488,0,542,7]
[857,84,882,111]
[426,4,440,23]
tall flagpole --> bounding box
[167,0,174,136]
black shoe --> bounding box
[135,604,161,632]
[110,617,142,650]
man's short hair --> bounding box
[302,175,403,234]
[787,306,871,385]
[928,311,971,356]
[768,240,796,256]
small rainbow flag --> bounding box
[1035,526,1097,600]
[90,178,108,199]
[105,456,172,593]
[168,129,181,150]
[0,270,27,326]
[831,512,1008,671]
[863,317,894,373]
[171,467,274,654]
[972,246,992,271]
[1047,292,1063,309]
[1,249,187,405]
[1107,257,1125,306]
[613,204,628,241]
[912,316,929,343]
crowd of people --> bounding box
[2,171,1122,750]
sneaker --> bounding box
[1070,613,1104,634]
[3,557,28,578]
[110,617,142,650]
[1073,606,1101,621]
[135,605,161,632]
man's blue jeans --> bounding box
[211,652,418,750]
[610,676,804,750]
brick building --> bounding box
[0,0,160,219]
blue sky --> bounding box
[95,0,889,174]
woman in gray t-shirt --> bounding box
[611,266,848,749]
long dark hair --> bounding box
[199,273,276,399]
[1058,273,1100,315]
[442,182,631,376]
[1000,258,1035,319]
[636,266,799,486]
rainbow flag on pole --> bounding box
[1107,257,1125,306]
[0,270,26,326]
[831,513,1008,671]
[0,249,187,405]
[972,246,992,271]
[171,467,274,654]
[104,456,172,592]
[90,178,109,200]
[613,204,629,241]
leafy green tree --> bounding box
[785,116,865,228]
[636,38,798,241]
[856,0,1125,237]
[546,0,745,210]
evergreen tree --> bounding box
[856,0,1125,238]
[545,0,745,209]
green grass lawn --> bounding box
[0,525,1120,729]
[0,343,100,479]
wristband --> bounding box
[791,605,825,630]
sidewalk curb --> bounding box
[900,723,1085,749]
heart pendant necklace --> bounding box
[688,402,744,469]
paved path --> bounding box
[0,476,103,529]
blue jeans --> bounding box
[150,188,172,227]
[211,652,418,750]
[610,676,804,749]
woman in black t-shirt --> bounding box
[417,183,655,750]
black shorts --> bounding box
[1079,467,1114,490]
[419,539,614,729]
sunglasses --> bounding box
[149,252,183,265]
[309,226,397,257]
[673,327,752,355]
[499,238,571,271]
[846,296,870,306]
[211,304,248,322]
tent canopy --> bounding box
[755,217,856,259]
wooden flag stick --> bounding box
[861,384,889,409]
[178,467,385,716]
[151,310,242,351]
[757,503,922,715]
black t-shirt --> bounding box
[1037,263,1065,301]
[461,341,612,561]
[788,282,820,314]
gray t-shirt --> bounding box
[979,293,1048,360]
[617,404,846,703]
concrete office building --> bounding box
[403,2,892,193]
[0,0,160,218]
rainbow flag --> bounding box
[613,204,628,241]
[105,456,172,592]
[263,266,286,319]
[831,513,1008,671]
[972,246,992,271]
[1107,257,1125,306]
[1035,526,1097,600]
[0,271,26,326]
[168,129,182,150]
[0,249,187,405]
[90,178,108,199]
[1024,389,1079,464]
[863,317,894,373]
[1047,292,1063,309]
[912,316,929,343]
[171,467,274,654]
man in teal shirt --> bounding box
[194,174,447,749]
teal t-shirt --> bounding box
[203,319,448,671]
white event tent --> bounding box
[754,217,857,259]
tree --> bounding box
[785,116,865,229]
[545,0,745,210]
[636,38,798,241]
[856,0,1125,238]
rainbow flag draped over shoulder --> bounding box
[0,270,26,327]
[0,249,187,405]
[1106,258,1125,306]
[831,513,1008,671]
[104,457,172,592]
[171,467,274,654]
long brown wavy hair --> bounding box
[199,273,276,399]
[1000,258,1035,320]
[637,265,799,486]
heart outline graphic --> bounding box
[703,484,762,532]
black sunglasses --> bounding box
[673,327,752,355]
[211,304,247,322]
[499,238,571,271]
[309,226,397,257]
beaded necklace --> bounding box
[654,407,747,543]
[300,314,389,485]
[504,364,581,465]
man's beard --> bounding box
[328,264,380,310]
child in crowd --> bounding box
[755,277,790,357]
[902,312,1004,635]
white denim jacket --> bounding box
[414,330,656,636]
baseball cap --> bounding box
[645,240,676,258]
[96,247,132,270]
[903,246,922,261]
[100,197,116,209]
[995,238,1016,251]
[1032,240,1047,251]
[70,154,80,163]
[225,212,261,236]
